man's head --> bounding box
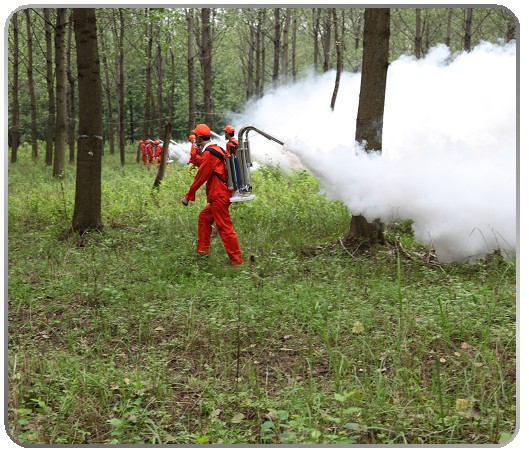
[192,123,211,145]
[223,125,235,138]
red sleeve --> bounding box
[185,152,216,201]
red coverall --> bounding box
[188,142,203,167]
[146,142,154,164]
[139,141,147,165]
[185,143,243,265]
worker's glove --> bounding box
[181,197,189,206]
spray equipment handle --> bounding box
[237,125,284,146]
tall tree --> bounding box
[186,8,196,132]
[281,8,291,83]
[53,8,67,178]
[330,8,344,111]
[72,8,104,233]
[44,8,55,166]
[66,11,76,164]
[464,8,473,51]
[24,9,38,160]
[100,29,115,155]
[199,8,214,126]
[272,8,281,85]
[346,8,390,248]
[10,11,20,163]
[114,8,126,165]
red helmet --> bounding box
[138,139,143,144]
[223,125,235,134]
[154,140,160,145]
[188,134,196,142]
[192,123,211,137]
[145,139,151,143]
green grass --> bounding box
[7,148,516,445]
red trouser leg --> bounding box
[198,198,243,264]
[197,204,214,254]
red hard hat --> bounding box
[192,123,211,137]
[145,139,151,143]
[154,140,160,144]
[138,139,143,144]
[188,134,196,141]
[223,125,235,134]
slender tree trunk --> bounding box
[66,11,76,164]
[168,36,175,123]
[464,8,473,51]
[506,12,516,42]
[445,9,453,48]
[322,9,332,72]
[25,9,38,160]
[10,12,20,163]
[272,8,281,85]
[101,33,115,155]
[156,40,164,137]
[256,9,266,97]
[44,9,55,166]
[117,8,125,165]
[312,8,320,72]
[346,8,390,248]
[200,8,213,126]
[72,8,104,233]
[53,8,67,178]
[415,8,422,58]
[291,10,297,81]
[330,9,343,111]
[246,23,255,100]
[281,8,291,84]
[187,8,196,132]
[153,123,172,189]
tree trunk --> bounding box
[187,8,196,132]
[141,9,153,141]
[153,123,172,189]
[445,8,453,48]
[272,8,280,85]
[291,10,297,81]
[414,8,422,58]
[322,9,332,72]
[66,11,76,164]
[200,8,214,126]
[53,8,67,178]
[346,8,390,249]
[256,9,265,98]
[72,8,103,234]
[281,8,291,84]
[117,8,125,165]
[25,9,38,160]
[10,12,20,163]
[156,40,164,137]
[44,9,55,166]
[330,8,343,111]
[464,8,473,51]
[505,12,516,42]
[101,32,115,155]
[312,8,320,72]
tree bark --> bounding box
[66,11,76,164]
[346,8,391,249]
[141,9,153,141]
[464,8,473,51]
[72,8,103,234]
[25,9,38,160]
[330,9,343,111]
[187,8,196,132]
[153,123,172,189]
[10,12,20,163]
[281,8,291,84]
[200,8,214,126]
[53,8,67,178]
[44,9,55,166]
[272,8,281,85]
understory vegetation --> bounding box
[7,149,516,445]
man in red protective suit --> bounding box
[154,140,163,164]
[223,125,238,156]
[145,139,154,165]
[187,134,203,167]
[181,123,243,265]
[139,140,147,165]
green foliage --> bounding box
[7,153,516,445]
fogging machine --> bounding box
[227,125,284,203]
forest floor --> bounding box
[6,147,517,445]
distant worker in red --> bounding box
[223,125,238,156]
[154,140,163,164]
[181,123,243,265]
[145,139,154,166]
[187,134,203,168]
[139,140,148,166]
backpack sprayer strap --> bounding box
[205,147,228,184]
